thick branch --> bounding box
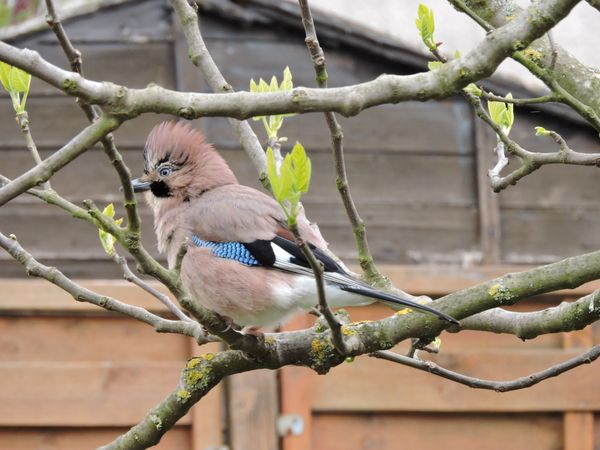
[451,0,600,130]
[81,246,600,447]
[458,289,600,339]
[0,0,579,120]
[372,347,600,392]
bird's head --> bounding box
[131,121,238,203]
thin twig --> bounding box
[113,252,193,322]
[44,0,141,233]
[480,92,558,105]
[15,111,50,190]
[0,231,209,343]
[297,0,387,287]
[372,347,600,392]
[0,114,121,207]
[289,221,347,354]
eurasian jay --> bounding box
[132,121,457,328]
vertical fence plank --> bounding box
[190,341,226,450]
[281,314,315,450]
[474,118,501,264]
[562,323,595,450]
[228,369,279,450]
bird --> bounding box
[131,121,458,329]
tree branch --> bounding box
[44,0,141,233]
[466,95,600,191]
[297,0,389,288]
[0,231,208,343]
[0,114,121,206]
[0,0,579,121]
[449,0,600,131]
[169,0,267,178]
[371,347,600,392]
[458,289,600,339]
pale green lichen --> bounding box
[184,356,214,390]
[309,337,334,373]
[177,389,191,403]
[341,325,357,336]
[488,282,515,304]
[150,414,163,431]
[522,48,543,64]
[395,308,413,316]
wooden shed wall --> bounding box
[3,0,598,278]
[1,1,600,449]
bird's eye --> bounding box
[158,166,172,177]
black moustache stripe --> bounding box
[150,180,172,197]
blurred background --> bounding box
[1,0,600,449]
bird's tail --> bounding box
[340,285,459,325]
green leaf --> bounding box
[8,66,31,93]
[290,141,311,194]
[98,229,117,256]
[278,154,295,202]
[0,4,12,28]
[249,78,258,93]
[269,75,278,91]
[427,61,443,71]
[535,126,551,136]
[281,66,293,91]
[463,83,482,96]
[487,93,514,135]
[416,3,436,50]
[0,61,11,92]
[97,203,124,256]
[258,78,269,92]
[102,203,116,219]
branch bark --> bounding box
[0,0,580,121]
[372,346,600,392]
[0,114,121,207]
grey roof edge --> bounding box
[0,0,136,41]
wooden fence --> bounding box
[1,266,599,449]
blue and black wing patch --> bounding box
[191,235,260,266]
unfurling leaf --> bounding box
[487,93,514,135]
[291,141,311,194]
[97,203,122,256]
[535,126,551,136]
[463,83,482,96]
[416,4,436,50]
[249,67,296,137]
[265,142,312,222]
[0,61,32,113]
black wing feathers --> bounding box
[242,240,276,266]
[243,236,344,273]
[341,285,459,325]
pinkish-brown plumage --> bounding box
[133,121,457,328]
[144,121,238,199]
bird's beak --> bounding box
[131,177,152,193]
